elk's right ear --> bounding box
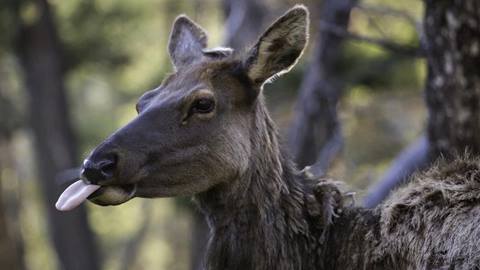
[243,5,309,88]
[168,15,208,69]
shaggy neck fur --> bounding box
[195,99,341,270]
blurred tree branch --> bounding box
[356,3,420,27]
[289,0,358,171]
[363,136,431,208]
[320,21,425,57]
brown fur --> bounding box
[81,6,480,270]
[322,157,480,269]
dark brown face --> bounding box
[84,62,254,205]
[81,6,309,206]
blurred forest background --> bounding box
[1,0,472,269]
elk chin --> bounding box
[88,184,137,206]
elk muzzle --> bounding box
[79,148,137,207]
[56,147,138,211]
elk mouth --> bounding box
[88,183,136,206]
[55,180,136,211]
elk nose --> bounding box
[81,156,117,184]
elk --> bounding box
[57,5,480,270]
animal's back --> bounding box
[379,156,480,269]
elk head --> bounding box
[56,5,309,211]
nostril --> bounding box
[81,165,104,184]
[98,159,116,179]
[81,154,117,184]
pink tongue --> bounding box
[55,180,100,211]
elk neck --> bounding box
[195,97,329,270]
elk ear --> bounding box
[243,5,309,87]
[168,15,208,69]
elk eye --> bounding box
[191,98,215,114]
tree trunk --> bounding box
[0,139,24,270]
[364,0,480,207]
[0,180,23,270]
[424,0,480,157]
[0,70,24,269]
[222,0,269,49]
[288,0,358,172]
[14,1,100,269]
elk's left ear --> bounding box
[243,5,309,87]
[168,15,208,69]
